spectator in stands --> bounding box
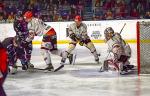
[48,11,54,21]
[76,1,84,15]
[0,0,149,22]
[52,0,59,8]
[130,8,139,18]
[58,15,63,21]
[95,0,100,7]
[145,11,150,19]
[0,15,5,23]
[105,9,113,20]
[103,0,112,10]
[115,8,124,19]
[137,2,144,14]
[61,0,70,21]
[94,7,104,20]
[146,0,150,10]
[67,0,79,5]
[69,9,78,20]
[2,11,7,22]
[30,0,36,6]
[33,1,41,14]
[0,2,4,9]
[7,14,14,23]
[0,6,3,16]
[53,13,61,22]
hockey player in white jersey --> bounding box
[55,15,100,72]
[23,11,74,71]
[100,27,134,74]
[23,11,57,71]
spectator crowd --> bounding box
[0,0,149,23]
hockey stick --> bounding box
[119,23,126,34]
[16,65,54,72]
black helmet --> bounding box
[15,11,23,20]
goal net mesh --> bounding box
[138,21,150,74]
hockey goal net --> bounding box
[137,21,150,74]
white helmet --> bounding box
[104,27,114,41]
[104,27,114,34]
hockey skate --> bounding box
[22,64,28,70]
[95,54,101,64]
[119,63,130,75]
[125,65,135,70]
[9,65,18,74]
[27,62,35,72]
[68,54,76,65]
[28,62,34,68]
[119,65,135,75]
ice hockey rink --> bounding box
[4,43,150,96]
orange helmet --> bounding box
[24,11,33,19]
[74,15,82,21]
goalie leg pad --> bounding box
[41,49,52,65]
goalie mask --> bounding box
[104,27,114,41]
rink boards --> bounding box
[0,19,150,44]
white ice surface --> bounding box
[4,44,150,96]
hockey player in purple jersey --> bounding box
[13,11,34,70]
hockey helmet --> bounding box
[104,27,114,34]
[104,27,114,41]
[15,11,23,20]
[24,11,33,19]
[74,15,82,21]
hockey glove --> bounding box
[69,33,77,42]
[79,40,84,46]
